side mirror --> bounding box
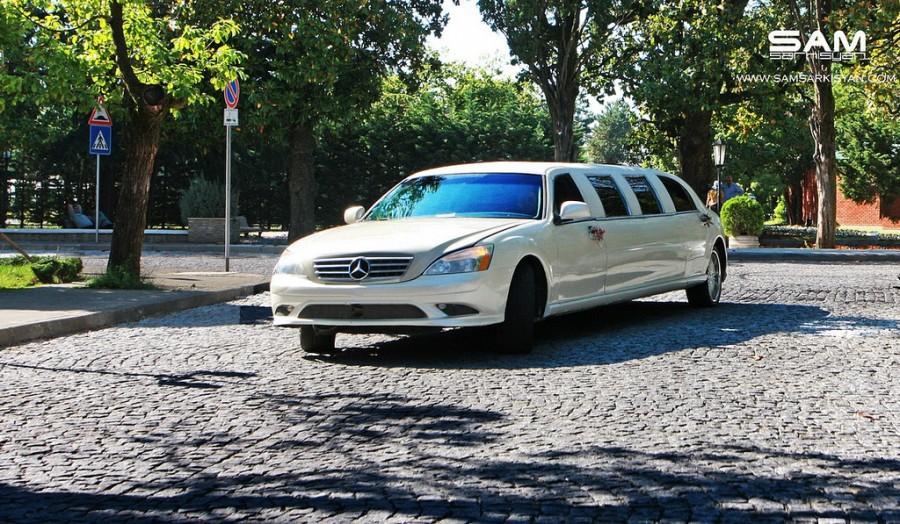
[343,205,366,224]
[558,201,591,222]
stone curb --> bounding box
[4,243,287,255]
[728,248,900,262]
[1,281,269,349]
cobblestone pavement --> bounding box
[71,252,279,276]
[1,262,898,523]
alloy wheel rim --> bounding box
[707,253,721,301]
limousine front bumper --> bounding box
[270,271,509,329]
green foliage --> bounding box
[0,263,37,288]
[4,0,244,109]
[585,100,638,165]
[313,65,553,225]
[717,94,814,217]
[179,177,228,223]
[772,195,788,225]
[29,256,82,283]
[86,265,153,290]
[721,195,765,237]
[478,0,642,160]
[192,0,445,132]
[0,255,82,287]
[836,85,900,203]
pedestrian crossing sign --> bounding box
[89,125,112,156]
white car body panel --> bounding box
[270,161,726,329]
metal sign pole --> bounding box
[225,124,232,272]
[95,155,100,243]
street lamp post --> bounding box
[0,151,9,228]
[713,139,726,212]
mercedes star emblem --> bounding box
[349,257,370,280]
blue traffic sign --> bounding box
[89,125,112,156]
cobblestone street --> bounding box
[1,261,898,522]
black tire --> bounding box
[687,250,723,307]
[300,326,338,354]
[494,264,537,354]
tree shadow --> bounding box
[315,301,897,369]
[1,391,896,522]
[0,361,255,389]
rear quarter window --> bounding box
[659,176,698,212]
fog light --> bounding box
[437,304,479,317]
[275,305,294,316]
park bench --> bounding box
[237,216,262,237]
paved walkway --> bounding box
[0,272,268,348]
[0,262,898,522]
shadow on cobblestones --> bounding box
[316,300,896,368]
[260,392,505,447]
[1,424,898,522]
[0,362,255,389]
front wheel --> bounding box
[300,326,338,354]
[686,250,723,307]
[494,264,536,354]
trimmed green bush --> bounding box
[721,195,765,237]
[0,256,82,285]
[30,257,83,283]
[178,177,233,225]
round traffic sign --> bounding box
[224,79,240,109]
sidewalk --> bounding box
[0,272,269,348]
[727,247,900,262]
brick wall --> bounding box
[801,168,900,229]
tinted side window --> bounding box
[587,175,629,217]
[553,174,584,215]
[659,176,697,212]
[625,175,663,215]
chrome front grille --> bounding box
[313,255,414,282]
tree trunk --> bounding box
[287,124,316,241]
[542,84,578,162]
[107,103,167,275]
[810,74,837,248]
[676,110,715,196]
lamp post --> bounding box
[712,139,726,212]
[0,151,9,228]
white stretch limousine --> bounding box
[271,162,727,353]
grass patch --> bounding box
[0,264,39,288]
[0,256,83,288]
[85,265,155,290]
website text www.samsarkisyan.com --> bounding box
[735,72,897,84]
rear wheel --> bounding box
[494,264,536,354]
[300,326,338,354]
[687,250,723,307]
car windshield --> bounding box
[366,173,543,220]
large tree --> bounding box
[478,0,644,162]
[9,0,243,275]
[611,0,795,194]
[787,0,838,247]
[194,0,446,241]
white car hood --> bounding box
[285,218,528,279]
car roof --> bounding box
[408,161,677,179]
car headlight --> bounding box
[273,257,305,276]
[424,245,493,276]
